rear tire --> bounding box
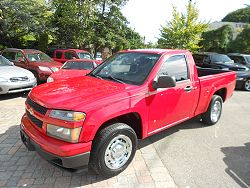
[201,95,223,125]
[89,123,137,177]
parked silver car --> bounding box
[0,55,36,94]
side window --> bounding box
[56,51,63,59]
[2,52,16,61]
[158,55,189,82]
[203,56,210,63]
[65,52,77,59]
[15,52,25,62]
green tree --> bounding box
[0,0,51,49]
[51,0,97,48]
[228,25,250,53]
[158,1,208,52]
[222,7,250,23]
[200,25,233,53]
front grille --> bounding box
[26,110,43,128]
[10,76,29,82]
[26,97,47,115]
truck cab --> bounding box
[53,49,94,64]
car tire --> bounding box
[32,71,41,84]
[201,95,223,126]
[89,123,137,177]
[243,79,250,91]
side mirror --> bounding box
[18,57,25,63]
[152,75,176,90]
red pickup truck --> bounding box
[52,49,94,64]
[20,49,236,177]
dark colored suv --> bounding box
[2,48,62,83]
[193,52,249,71]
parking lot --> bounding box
[0,91,249,188]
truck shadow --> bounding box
[221,143,250,188]
[0,92,28,101]
[138,116,204,149]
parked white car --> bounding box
[0,55,37,94]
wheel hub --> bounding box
[245,80,250,91]
[211,101,221,122]
[104,135,132,170]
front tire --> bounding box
[89,123,137,177]
[243,79,250,91]
[201,95,223,125]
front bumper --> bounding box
[20,128,90,169]
[0,78,36,94]
[20,114,92,169]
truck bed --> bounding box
[197,67,230,77]
[194,67,236,116]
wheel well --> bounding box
[214,88,227,102]
[96,113,143,139]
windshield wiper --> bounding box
[101,75,126,84]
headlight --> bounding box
[47,77,54,83]
[51,67,59,72]
[0,77,8,82]
[38,66,51,72]
[47,124,81,143]
[245,68,249,71]
[50,110,86,122]
[222,68,229,70]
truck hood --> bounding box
[30,76,133,111]
[50,69,91,81]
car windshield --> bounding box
[245,56,250,64]
[26,52,52,62]
[77,52,93,60]
[211,54,232,63]
[62,61,94,70]
[0,55,13,66]
[90,52,161,85]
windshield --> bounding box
[211,54,232,63]
[62,61,94,70]
[245,56,250,64]
[26,52,52,62]
[90,52,161,85]
[0,55,13,66]
[77,52,93,60]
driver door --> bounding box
[147,55,196,135]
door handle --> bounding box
[184,85,192,92]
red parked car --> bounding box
[20,49,236,177]
[47,59,101,82]
[2,48,61,83]
[52,49,95,64]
